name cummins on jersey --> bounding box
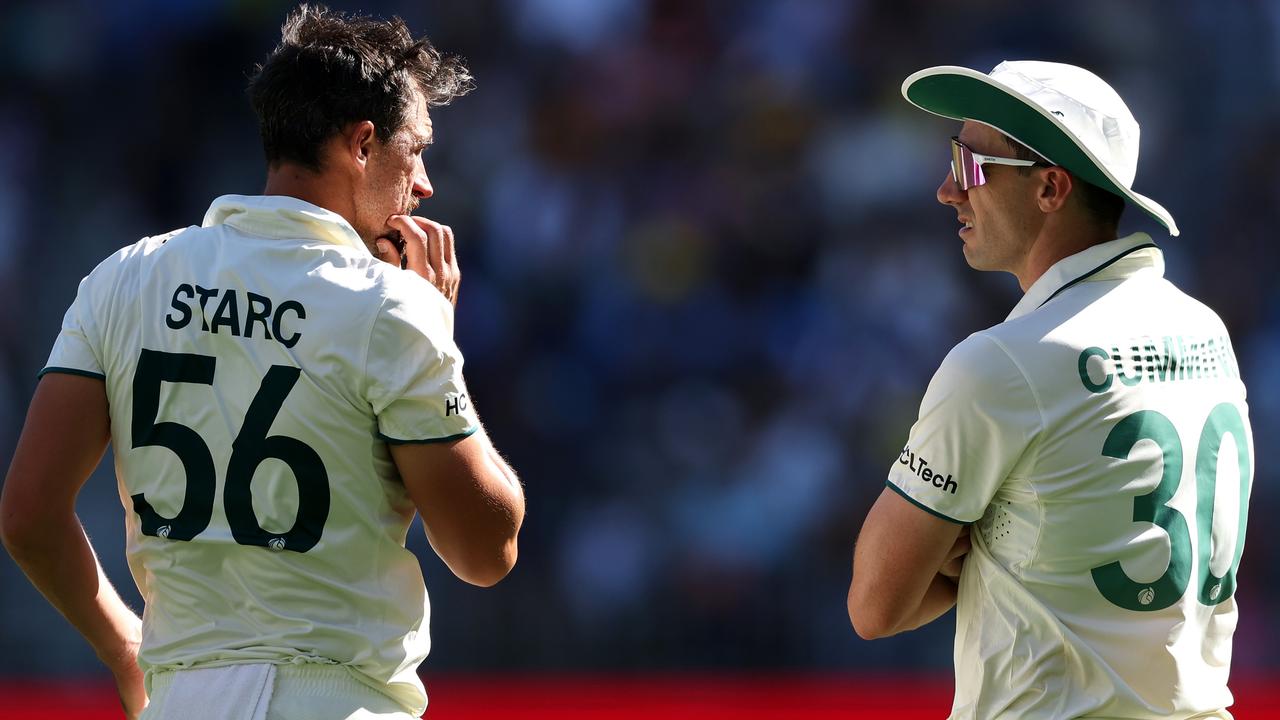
[887,234,1253,719]
[43,195,480,715]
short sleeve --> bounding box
[886,333,1042,523]
[365,282,478,444]
[41,273,107,381]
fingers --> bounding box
[431,220,459,305]
[441,221,455,266]
[937,525,972,580]
[114,662,148,719]
[375,237,404,270]
[411,217,458,306]
[386,215,435,286]
[425,221,445,282]
[946,531,972,561]
[386,215,460,306]
[939,554,965,580]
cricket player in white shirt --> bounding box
[847,61,1253,719]
[0,6,524,719]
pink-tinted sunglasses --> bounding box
[950,136,1046,190]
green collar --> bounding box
[1007,233,1163,321]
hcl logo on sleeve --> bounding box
[898,446,958,494]
[445,393,468,417]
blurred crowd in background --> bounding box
[1,0,1278,679]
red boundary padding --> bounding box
[0,673,1277,719]
[426,674,955,719]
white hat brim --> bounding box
[902,65,1178,236]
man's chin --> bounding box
[961,245,995,272]
[356,227,388,253]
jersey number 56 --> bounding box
[129,348,330,553]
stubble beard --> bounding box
[961,232,1004,273]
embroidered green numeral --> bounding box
[1090,405,1250,611]
[1194,404,1251,605]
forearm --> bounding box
[1,373,140,703]
[3,511,141,668]
[848,495,968,640]
[894,572,959,633]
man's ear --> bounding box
[343,120,378,172]
[1036,166,1074,214]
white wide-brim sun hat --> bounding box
[901,61,1179,236]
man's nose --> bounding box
[413,160,433,199]
[937,169,965,206]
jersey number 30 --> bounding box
[129,349,330,553]
[1091,404,1250,611]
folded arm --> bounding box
[848,486,970,639]
[390,421,524,587]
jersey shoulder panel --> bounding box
[361,267,477,443]
[43,227,198,379]
[888,331,1043,523]
[86,226,194,283]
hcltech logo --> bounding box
[445,393,468,417]
[898,446,958,494]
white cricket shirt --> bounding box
[887,234,1253,719]
[43,195,481,715]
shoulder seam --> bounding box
[971,331,1045,443]
[973,330,1046,579]
[361,289,391,409]
[148,226,190,245]
[90,236,153,376]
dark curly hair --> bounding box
[248,4,473,171]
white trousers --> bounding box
[141,663,417,720]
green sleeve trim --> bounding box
[884,481,967,525]
[377,426,478,445]
[38,366,106,381]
